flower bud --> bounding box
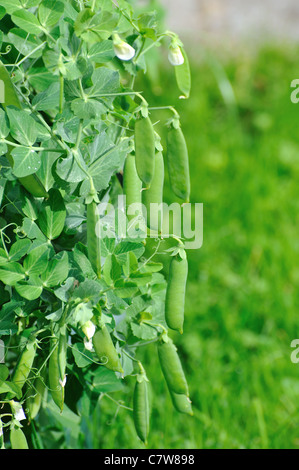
[168,45,184,66]
[113,34,135,61]
[82,320,96,340]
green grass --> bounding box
[96,44,299,449]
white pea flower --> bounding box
[113,33,135,61]
[11,401,26,422]
[168,45,184,66]
[59,375,67,388]
[84,338,93,351]
[82,320,96,340]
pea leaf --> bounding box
[0,365,9,383]
[72,342,94,368]
[38,0,64,28]
[12,10,43,35]
[38,188,66,240]
[9,238,31,261]
[8,29,44,59]
[15,277,43,300]
[88,67,120,98]
[36,146,62,192]
[55,151,89,183]
[0,262,25,286]
[6,107,39,146]
[92,367,123,393]
[11,147,41,178]
[0,0,22,14]
[80,133,130,195]
[32,82,60,111]
[41,251,69,287]
[20,218,46,241]
[87,40,115,63]
[23,243,49,276]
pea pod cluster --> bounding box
[158,334,192,416]
[48,329,67,412]
[134,115,156,188]
[133,365,150,444]
[92,324,123,374]
[123,153,142,221]
[142,151,164,232]
[9,336,37,398]
[166,120,190,203]
[86,201,101,279]
[165,251,188,333]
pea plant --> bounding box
[0,0,192,449]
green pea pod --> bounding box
[165,253,188,333]
[142,151,164,232]
[134,116,155,187]
[92,325,123,374]
[157,335,189,396]
[86,201,101,278]
[10,427,29,449]
[49,336,65,412]
[166,123,190,202]
[133,373,150,444]
[26,365,46,421]
[0,60,48,198]
[174,47,191,99]
[11,337,36,391]
[170,391,193,416]
[123,153,142,221]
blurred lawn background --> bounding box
[96,35,299,448]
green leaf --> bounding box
[27,67,57,92]
[36,146,61,192]
[38,0,64,28]
[38,188,66,240]
[87,40,115,63]
[32,82,60,111]
[71,97,107,120]
[12,10,43,35]
[23,243,49,276]
[72,342,94,368]
[80,133,130,195]
[21,196,39,221]
[0,365,9,383]
[88,67,120,98]
[0,262,25,286]
[0,109,9,138]
[6,107,39,146]
[15,277,43,300]
[41,251,69,287]
[74,8,118,43]
[20,218,46,241]
[0,0,22,14]
[131,321,157,341]
[0,381,22,399]
[11,147,41,178]
[9,238,31,261]
[92,367,123,393]
[55,151,89,183]
[8,29,44,59]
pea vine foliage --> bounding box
[0,0,192,448]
